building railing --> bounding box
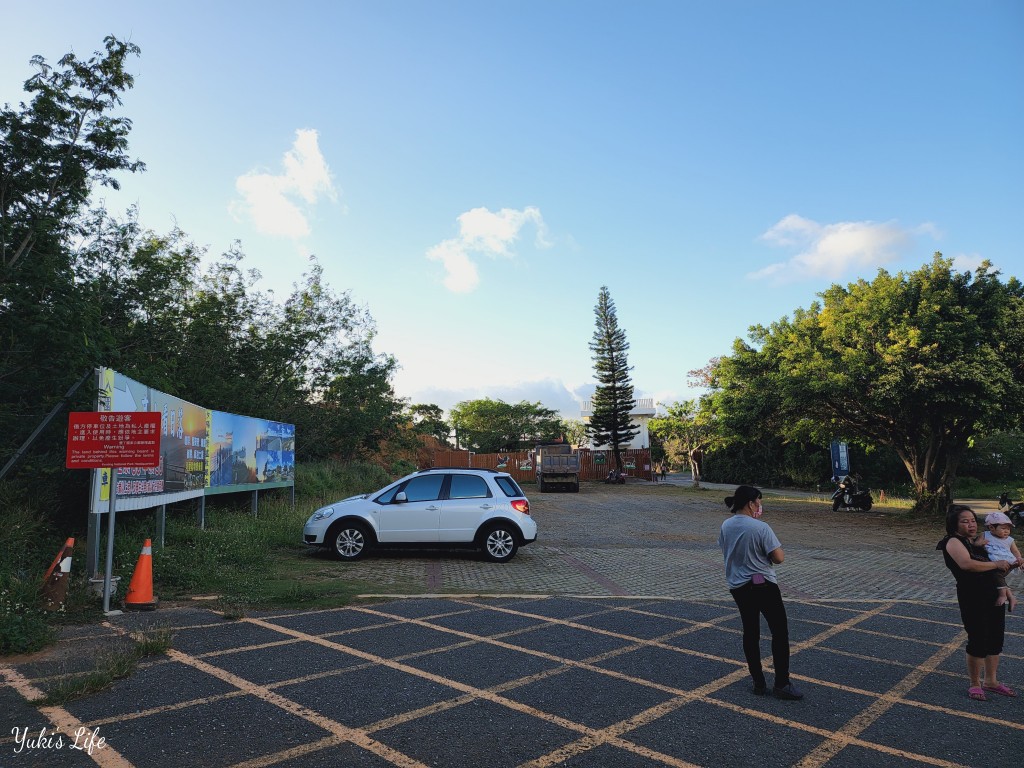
[580,397,654,415]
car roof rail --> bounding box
[418,466,500,473]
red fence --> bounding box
[431,448,654,483]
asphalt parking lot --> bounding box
[2,484,1021,767]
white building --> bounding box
[579,398,657,450]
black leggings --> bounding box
[730,580,791,688]
[957,583,1005,658]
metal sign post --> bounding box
[102,481,118,613]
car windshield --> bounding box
[494,476,524,497]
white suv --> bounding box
[302,468,537,563]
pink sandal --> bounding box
[983,683,1017,697]
[968,686,987,701]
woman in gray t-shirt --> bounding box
[718,485,803,700]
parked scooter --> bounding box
[997,492,1024,527]
[604,469,626,485]
[832,475,873,512]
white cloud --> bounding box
[427,206,549,292]
[232,129,337,239]
[952,252,986,272]
[425,239,480,293]
[404,378,583,418]
[750,214,927,281]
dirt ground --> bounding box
[528,482,947,553]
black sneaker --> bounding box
[751,683,768,695]
[773,683,804,700]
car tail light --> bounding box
[511,499,530,515]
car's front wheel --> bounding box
[331,522,371,560]
[481,524,519,563]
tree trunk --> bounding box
[612,446,623,473]
[689,447,703,489]
[896,440,961,518]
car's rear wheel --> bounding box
[331,522,370,560]
[538,476,546,493]
[481,524,519,563]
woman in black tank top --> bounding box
[937,505,1014,700]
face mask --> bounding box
[752,503,763,519]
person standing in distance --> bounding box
[718,485,803,699]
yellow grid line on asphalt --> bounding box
[0,665,136,768]
[793,632,968,767]
[432,602,1015,768]
[4,597,1020,768]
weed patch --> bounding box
[32,628,172,706]
[0,584,54,655]
[1,460,399,654]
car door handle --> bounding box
[480,504,493,510]
[426,505,440,511]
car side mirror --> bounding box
[395,491,407,503]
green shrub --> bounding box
[296,460,392,504]
[954,477,1024,500]
[0,581,55,655]
[389,458,417,477]
[0,502,60,654]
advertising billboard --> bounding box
[92,369,208,511]
[830,440,851,482]
[89,368,295,511]
[206,411,295,494]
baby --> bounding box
[982,511,1023,611]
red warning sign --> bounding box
[66,412,162,469]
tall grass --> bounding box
[0,460,396,655]
[0,495,62,653]
[130,460,393,605]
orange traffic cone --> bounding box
[41,537,75,611]
[123,539,158,611]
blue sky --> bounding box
[3,1,1021,418]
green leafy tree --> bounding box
[705,255,1024,515]
[406,404,451,445]
[0,36,408,499]
[1,36,144,273]
[559,417,588,448]
[648,400,713,487]
[170,251,401,460]
[449,398,561,452]
[1,36,145,478]
[960,431,1024,484]
[586,286,638,471]
[71,206,201,390]
[316,350,404,460]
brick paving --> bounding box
[338,483,958,601]
[2,484,1021,767]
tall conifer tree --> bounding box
[587,286,638,471]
